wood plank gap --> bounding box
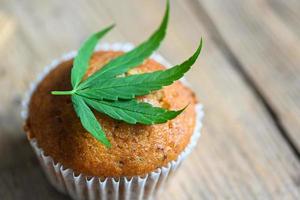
[187,0,300,161]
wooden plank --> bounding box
[0,0,299,199]
[197,0,300,151]
[266,0,300,36]
[0,13,15,48]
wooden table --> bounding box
[0,0,299,199]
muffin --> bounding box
[22,1,204,199]
[26,50,197,177]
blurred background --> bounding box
[0,0,299,199]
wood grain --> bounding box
[198,0,300,151]
[0,0,299,199]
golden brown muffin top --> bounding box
[25,51,197,177]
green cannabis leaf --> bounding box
[76,40,202,101]
[51,0,203,148]
[78,0,169,89]
[84,98,184,125]
[72,95,111,147]
[71,25,115,88]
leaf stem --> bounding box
[51,90,75,95]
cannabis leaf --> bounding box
[78,0,169,89]
[76,39,202,101]
[51,0,203,147]
[72,95,111,147]
[84,98,184,125]
[71,25,115,88]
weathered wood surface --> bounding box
[198,0,300,152]
[0,0,299,199]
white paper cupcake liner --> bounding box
[21,42,204,200]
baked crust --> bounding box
[25,51,197,177]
